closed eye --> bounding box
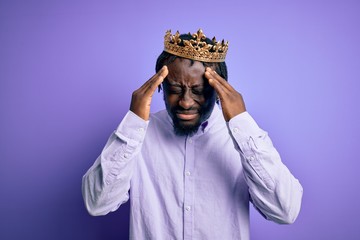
[192,88,204,95]
[169,87,183,94]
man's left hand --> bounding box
[205,67,246,121]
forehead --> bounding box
[166,58,205,86]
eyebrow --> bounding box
[165,78,204,88]
[191,84,203,88]
[164,78,181,86]
[166,81,182,87]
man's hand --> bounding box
[130,66,168,120]
[205,67,246,121]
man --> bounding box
[82,29,303,240]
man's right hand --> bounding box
[130,66,168,121]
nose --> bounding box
[178,89,195,109]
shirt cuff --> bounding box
[227,111,262,141]
[115,110,149,144]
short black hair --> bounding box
[155,33,228,91]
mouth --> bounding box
[176,112,199,121]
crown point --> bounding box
[163,29,228,62]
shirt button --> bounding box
[123,153,130,159]
[233,127,239,133]
[185,206,191,211]
[249,156,255,161]
[185,171,191,176]
[138,127,144,132]
[188,139,193,144]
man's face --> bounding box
[163,58,217,136]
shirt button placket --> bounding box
[184,136,195,240]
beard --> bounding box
[166,101,216,137]
[172,114,202,137]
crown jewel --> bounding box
[164,29,229,63]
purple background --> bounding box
[1,0,359,239]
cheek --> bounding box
[198,92,216,110]
[193,95,206,104]
[164,94,178,108]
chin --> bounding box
[173,119,202,137]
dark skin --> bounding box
[162,58,216,134]
[130,58,246,126]
[205,67,246,121]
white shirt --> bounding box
[82,106,303,239]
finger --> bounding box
[205,67,234,91]
[207,74,227,99]
[144,66,168,96]
[205,69,229,97]
[139,66,167,93]
[142,66,167,87]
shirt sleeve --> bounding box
[228,112,303,224]
[82,111,148,216]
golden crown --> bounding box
[164,29,229,63]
